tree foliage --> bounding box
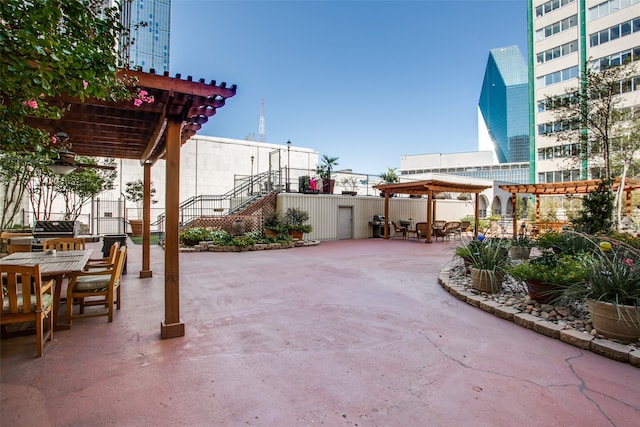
[545,62,639,181]
[58,158,117,221]
[0,0,135,154]
[573,179,615,234]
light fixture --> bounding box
[48,163,77,175]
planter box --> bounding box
[588,300,640,343]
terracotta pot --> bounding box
[264,229,278,238]
[289,230,303,240]
[588,300,640,343]
[470,267,504,293]
[129,219,143,237]
[525,279,556,304]
[509,247,531,260]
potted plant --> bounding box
[316,155,339,194]
[454,239,484,273]
[562,238,640,343]
[506,252,592,303]
[263,211,287,238]
[124,179,157,237]
[508,235,533,260]
[340,176,359,196]
[464,237,510,293]
[179,226,214,246]
[284,207,312,240]
[378,167,398,197]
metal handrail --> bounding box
[154,169,282,241]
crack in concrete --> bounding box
[417,329,638,425]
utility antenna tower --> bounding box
[258,99,266,143]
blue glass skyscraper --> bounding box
[121,0,171,73]
[478,46,530,164]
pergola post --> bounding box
[426,190,433,243]
[140,161,152,278]
[474,192,480,238]
[161,119,185,339]
[511,192,518,238]
[383,192,390,239]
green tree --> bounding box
[379,167,399,184]
[0,152,48,228]
[0,0,135,154]
[58,157,117,221]
[124,178,157,219]
[545,62,639,181]
[316,155,339,180]
[573,179,615,234]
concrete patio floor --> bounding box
[1,238,639,426]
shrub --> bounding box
[179,227,214,246]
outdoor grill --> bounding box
[369,215,386,238]
[31,220,81,251]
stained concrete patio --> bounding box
[1,239,639,426]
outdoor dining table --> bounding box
[0,249,93,331]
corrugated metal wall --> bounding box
[278,194,476,240]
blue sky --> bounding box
[170,0,528,175]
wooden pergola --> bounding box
[31,69,237,339]
[373,179,492,243]
[499,178,640,238]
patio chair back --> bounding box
[1,263,54,357]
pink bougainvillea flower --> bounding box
[23,99,38,109]
[139,89,148,98]
[133,98,143,107]
[83,80,88,89]
[51,135,57,144]
[146,95,154,104]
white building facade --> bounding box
[529,0,640,183]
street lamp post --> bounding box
[286,140,291,192]
[250,155,254,195]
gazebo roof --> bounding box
[374,179,492,195]
[499,178,640,195]
[29,69,237,165]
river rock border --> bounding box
[438,267,640,368]
[179,239,320,252]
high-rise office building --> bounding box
[478,46,530,165]
[118,0,171,73]
[528,0,640,183]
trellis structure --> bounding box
[499,178,640,238]
[373,179,492,243]
[30,69,237,339]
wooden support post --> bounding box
[511,193,518,238]
[161,119,185,339]
[426,190,433,243]
[383,193,390,239]
[140,162,153,278]
[474,193,480,238]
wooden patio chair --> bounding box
[43,237,85,251]
[415,222,430,241]
[442,221,461,240]
[390,221,407,239]
[455,221,471,238]
[1,264,54,357]
[85,241,120,270]
[66,246,127,324]
[432,220,447,241]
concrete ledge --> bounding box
[514,312,542,330]
[560,329,594,349]
[438,268,638,367]
[493,305,520,321]
[479,300,501,314]
[591,339,633,363]
[466,294,485,308]
[630,350,640,368]
[533,321,564,339]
